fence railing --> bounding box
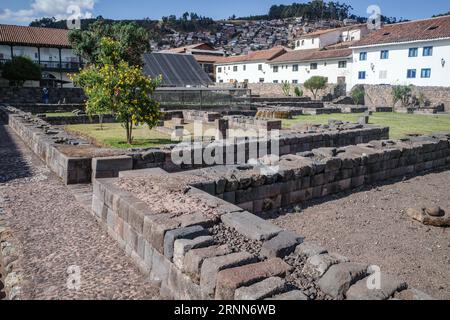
[0,59,84,72]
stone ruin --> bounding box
[1,102,449,301]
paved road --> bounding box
[0,121,160,299]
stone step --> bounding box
[234,277,286,300]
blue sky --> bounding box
[1,0,449,25]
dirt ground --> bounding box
[270,170,450,300]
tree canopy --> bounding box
[71,37,161,144]
[68,20,150,66]
[304,76,328,100]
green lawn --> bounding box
[283,112,450,139]
[46,112,77,117]
[65,123,174,149]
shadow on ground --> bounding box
[0,120,33,183]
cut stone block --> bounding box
[260,231,303,258]
[346,273,407,300]
[173,236,214,270]
[317,262,369,299]
[294,242,328,258]
[265,290,309,301]
[302,253,349,279]
[184,245,232,282]
[221,211,282,241]
[200,252,257,298]
[234,277,285,300]
[163,225,208,260]
[215,258,293,300]
[395,288,435,300]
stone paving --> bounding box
[0,121,160,299]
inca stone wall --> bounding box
[248,83,342,99]
[194,135,450,214]
[363,84,450,111]
[1,105,389,184]
[0,87,86,104]
[90,132,449,300]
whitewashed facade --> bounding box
[351,38,450,87]
[216,61,271,84]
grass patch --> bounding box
[45,112,77,117]
[283,112,450,139]
[65,123,173,149]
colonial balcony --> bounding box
[0,58,84,72]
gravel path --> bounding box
[0,122,160,300]
[270,171,450,300]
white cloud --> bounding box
[0,0,97,24]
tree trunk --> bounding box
[99,114,104,130]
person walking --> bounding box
[42,87,49,104]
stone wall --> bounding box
[362,84,450,112]
[1,107,92,184]
[1,105,389,185]
[0,87,85,104]
[248,83,342,99]
[90,133,447,300]
[196,135,450,215]
[7,103,85,114]
[44,114,116,125]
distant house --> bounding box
[215,46,288,84]
[0,24,83,87]
[293,25,369,51]
[162,43,225,81]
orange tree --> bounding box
[72,37,161,144]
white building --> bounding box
[0,24,83,87]
[268,48,353,88]
[215,46,288,84]
[293,25,369,51]
[351,16,450,87]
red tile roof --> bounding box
[353,16,450,47]
[0,24,70,47]
[218,46,288,64]
[193,54,226,63]
[163,43,216,53]
[269,48,352,63]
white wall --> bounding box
[352,38,450,88]
[269,58,353,87]
[215,61,270,83]
[294,37,321,50]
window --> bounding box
[338,61,347,68]
[380,50,389,59]
[312,38,315,44]
[408,48,418,57]
[219,80,224,83]
[296,41,300,47]
[358,71,366,80]
[407,69,416,78]
[292,80,298,84]
[259,78,265,83]
[243,65,246,71]
[217,67,222,73]
[421,68,431,78]
[423,46,433,56]
[273,66,279,73]
[273,80,279,83]
[233,66,238,72]
[379,70,387,79]
[292,64,298,72]
[310,63,318,70]
[258,64,263,71]
[359,52,367,61]
[301,40,305,46]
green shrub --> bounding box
[294,86,303,97]
[281,81,291,96]
[392,85,412,108]
[351,86,365,105]
[2,56,41,86]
